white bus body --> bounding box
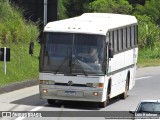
[39,13,138,108]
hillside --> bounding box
[0,2,40,86]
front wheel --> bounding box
[47,99,56,105]
[98,100,107,108]
[98,94,109,108]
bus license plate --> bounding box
[65,91,76,96]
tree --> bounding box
[134,0,160,24]
[58,0,68,19]
[128,0,146,6]
[88,0,133,14]
[136,15,160,49]
[64,0,93,17]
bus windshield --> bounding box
[41,32,105,75]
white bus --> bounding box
[39,13,138,108]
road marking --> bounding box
[15,104,46,120]
[30,106,43,111]
[136,76,152,80]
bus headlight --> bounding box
[39,80,55,85]
[42,89,48,93]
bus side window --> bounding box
[112,31,114,50]
[135,25,138,46]
[123,28,127,50]
[114,30,118,53]
[127,27,131,48]
[118,29,122,51]
[131,26,135,47]
[109,31,114,50]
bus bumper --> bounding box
[39,85,105,102]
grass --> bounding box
[0,43,40,87]
[0,1,40,87]
[138,48,160,67]
[0,2,39,44]
[138,58,160,68]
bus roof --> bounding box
[44,13,138,35]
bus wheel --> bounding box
[99,100,107,108]
[47,99,56,105]
[120,78,129,99]
[98,94,109,108]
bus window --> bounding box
[123,28,127,50]
[109,31,114,50]
[114,30,118,52]
[131,26,135,47]
[135,25,138,46]
[127,27,131,48]
[118,29,122,51]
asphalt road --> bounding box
[0,66,160,120]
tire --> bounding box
[99,100,107,108]
[98,93,109,108]
[120,77,129,99]
[47,99,56,105]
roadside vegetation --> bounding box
[0,2,39,86]
[0,0,160,86]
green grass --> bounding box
[0,2,39,44]
[138,58,160,67]
[138,48,160,67]
[0,43,40,86]
[0,1,40,87]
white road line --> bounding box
[136,76,152,80]
[15,104,46,120]
[30,106,44,112]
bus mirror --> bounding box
[38,38,42,44]
[109,48,114,58]
[29,42,34,56]
[0,50,2,57]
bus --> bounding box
[39,13,138,108]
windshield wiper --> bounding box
[54,56,69,74]
[72,56,88,76]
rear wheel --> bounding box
[47,99,56,105]
[120,77,129,99]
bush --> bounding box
[88,0,133,14]
[135,15,160,50]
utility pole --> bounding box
[44,0,48,26]
[4,47,6,75]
